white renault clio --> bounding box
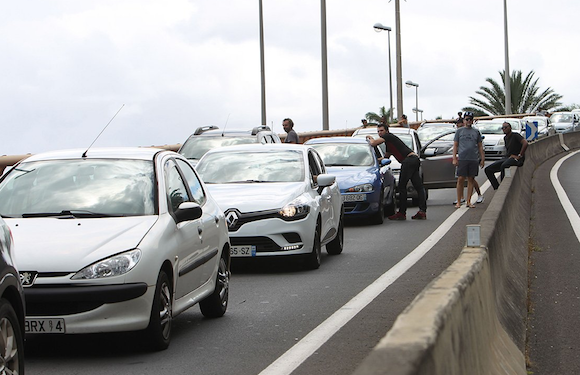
[0,147,230,350]
[195,143,344,269]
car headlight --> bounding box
[72,249,142,279]
[498,139,505,146]
[347,183,374,193]
[279,196,310,221]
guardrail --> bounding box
[352,131,580,375]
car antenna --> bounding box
[221,113,231,137]
[82,104,125,158]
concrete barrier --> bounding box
[353,131,580,375]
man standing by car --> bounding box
[452,112,485,208]
[367,123,427,220]
[283,118,299,144]
[454,117,485,205]
[484,122,528,190]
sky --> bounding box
[2,0,579,156]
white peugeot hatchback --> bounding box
[195,143,344,269]
[0,147,230,350]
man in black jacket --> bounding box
[484,122,528,190]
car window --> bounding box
[474,122,504,134]
[176,159,206,205]
[307,151,323,186]
[196,150,304,184]
[309,143,374,167]
[165,160,190,212]
[0,159,156,217]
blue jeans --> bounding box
[484,157,522,190]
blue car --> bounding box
[305,137,396,224]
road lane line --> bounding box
[550,150,580,242]
[258,181,492,375]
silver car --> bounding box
[196,144,343,270]
[0,147,230,350]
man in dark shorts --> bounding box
[367,123,426,220]
[484,122,528,189]
[452,112,485,208]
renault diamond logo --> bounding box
[19,271,38,287]
[225,210,240,229]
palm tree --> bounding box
[465,70,562,115]
[365,106,393,126]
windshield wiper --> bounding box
[22,210,125,218]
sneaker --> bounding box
[476,195,485,204]
[388,212,406,221]
[412,211,427,220]
[452,198,466,205]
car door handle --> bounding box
[198,227,203,235]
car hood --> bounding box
[325,167,378,190]
[5,216,157,272]
[553,122,573,129]
[481,134,503,145]
[205,182,305,212]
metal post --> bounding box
[259,0,267,126]
[387,29,393,124]
[321,0,329,131]
[504,0,511,115]
[395,0,403,121]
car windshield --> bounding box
[179,136,258,160]
[551,114,573,123]
[0,159,156,218]
[196,150,305,183]
[309,143,374,167]
[418,126,455,143]
[474,122,504,134]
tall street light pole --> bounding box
[503,0,511,115]
[373,23,393,124]
[259,0,267,126]
[405,80,419,122]
[395,0,403,121]
[320,0,329,130]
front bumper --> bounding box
[228,216,316,258]
[24,283,154,334]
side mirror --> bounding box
[422,148,436,157]
[316,174,336,187]
[175,201,203,223]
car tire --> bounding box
[370,192,384,225]
[305,224,322,270]
[326,214,344,255]
[200,254,230,318]
[145,270,172,351]
[384,188,396,217]
[0,299,24,375]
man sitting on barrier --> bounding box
[484,121,528,190]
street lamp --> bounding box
[405,80,419,122]
[413,108,423,121]
[373,23,393,124]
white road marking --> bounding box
[550,150,580,242]
[258,180,492,375]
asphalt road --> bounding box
[23,175,493,375]
[527,150,580,375]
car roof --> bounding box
[305,136,370,145]
[203,143,309,155]
[19,147,166,163]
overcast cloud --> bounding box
[1,0,578,156]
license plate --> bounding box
[25,318,65,334]
[230,245,256,257]
[342,194,366,202]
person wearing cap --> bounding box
[367,123,427,220]
[484,122,528,190]
[454,117,485,205]
[452,112,485,208]
[282,118,299,144]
